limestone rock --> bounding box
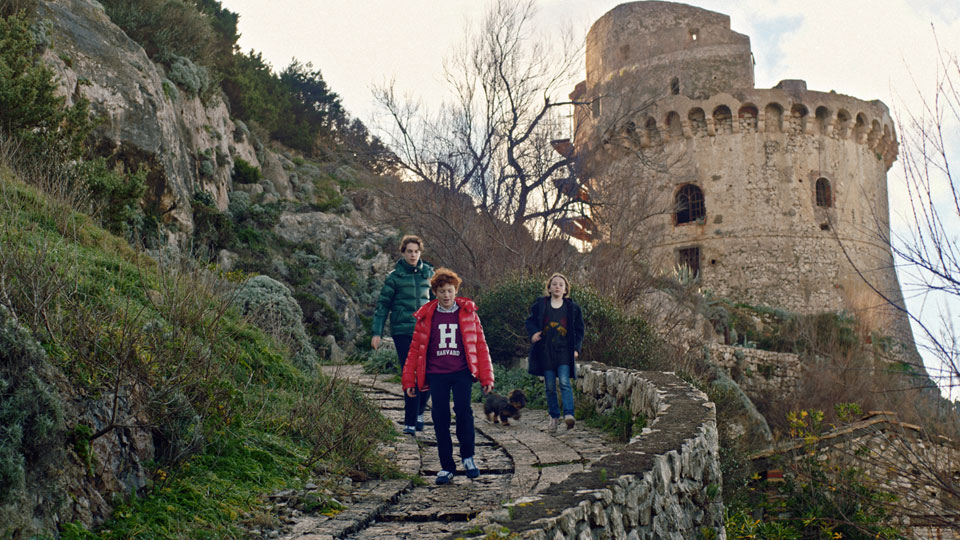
[38,0,261,238]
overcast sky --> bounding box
[219,0,959,127]
[219,0,960,394]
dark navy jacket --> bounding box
[524,296,584,378]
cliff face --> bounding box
[37,0,264,241]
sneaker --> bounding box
[403,425,416,435]
[548,417,558,432]
[463,456,480,479]
[435,470,454,485]
[416,415,425,431]
[564,414,576,430]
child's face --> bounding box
[548,277,567,297]
[435,283,457,309]
[402,243,421,266]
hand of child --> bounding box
[574,351,579,359]
[405,387,417,398]
[531,331,542,343]
[371,335,381,350]
[481,384,494,395]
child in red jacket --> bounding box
[402,268,494,484]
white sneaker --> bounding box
[548,417,558,432]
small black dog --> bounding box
[484,389,527,425]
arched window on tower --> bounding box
[675,184,705,224]
[816,178,832,207]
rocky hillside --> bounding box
[36,0,397,351]
[1,2,403,537]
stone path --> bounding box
[280,364,624,540]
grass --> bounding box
[0,174,395,539]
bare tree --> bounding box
[795,40,960,536]
[888,43,960,393]
[373,0,591,283]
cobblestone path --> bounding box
[281,364,623,540]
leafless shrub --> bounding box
[0,0,37,17]
[285,372,390,474]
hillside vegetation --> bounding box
[2,1,956,538]
[1,4,396,538]
[0,152,395,538]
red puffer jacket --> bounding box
[402,297,494,392]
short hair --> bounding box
[431,267,462,292]
[545,273,570,297]
[399,235,423,253]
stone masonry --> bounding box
[468,362,724,540]
[752,412,960,539]
[570,2,912,344]
[707,343,802,397]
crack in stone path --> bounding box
[281,364,623,540]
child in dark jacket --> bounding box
[371,235,433,434]
[525,273,585,432]
[402,268,494,484]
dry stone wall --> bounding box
[707,343,801,397]
[467,363,725,540]
[753,413,960,540]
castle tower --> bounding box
[573,2,909,338]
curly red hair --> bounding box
[430,267,462,293]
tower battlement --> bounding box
[574,2,910,340]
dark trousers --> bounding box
[428,369,475,473]
[393,334,429,427]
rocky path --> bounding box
[280,364,623,540]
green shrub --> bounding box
[249,202,281,229]
[99,0,222,71]
[575,401,646,443]
[725,409,904,539]
[233,275,317,370]
[477,274,661,370]
[227,190,251,219]
[471,365,545,408]
[362,346,399,375]
[78,158,147,236]
[294,291,345,344]
[231,157,261,184]
[0,13,93,159]
[167,54,212,97]
[476,274,543,362]
[0,306,65,504]
[191,191,234,252]
[0,0,38,18]
[726,302,860,355]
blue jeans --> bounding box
[428,370,475,473]
[543,363,574,418]
[393,334,430,427]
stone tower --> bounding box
[572,1,909,337]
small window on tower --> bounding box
[690,29,699,42]
[816,177,832,207]
[670,77,680,95]
[677,247,701,278]
[675,184,706,224]
[591,98,601,118]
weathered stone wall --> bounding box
[573,1,911,343]
[585,2,753,100]
[707,343,801,398]
[753,413,960,539]
[466,362,725,539]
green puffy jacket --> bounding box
[371,258,434,337]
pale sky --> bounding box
[219,0,960,394]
